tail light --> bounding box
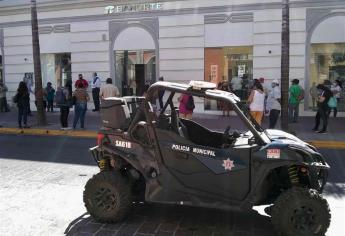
[97,133,105,146]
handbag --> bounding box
[327,96,337,108]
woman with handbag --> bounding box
[13,81,30,128]
[178,94,194,120]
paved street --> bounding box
[0,134,344,236]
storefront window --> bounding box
[41,53,71,88]
[115,50,156,96]
[309,43,345,111]
[204,46,253,110]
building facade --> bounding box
[0,0,344,114]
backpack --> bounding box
[55,88,67,105]
[186,96,195,111]
[328,96,337,108]
[297,86,305,101]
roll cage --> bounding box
[128,81,270,147]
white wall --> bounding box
[253,8,306,82]
[70,20,110,85]
[205,22,253,47]
[3,26,33,96]
[159,14,205,84]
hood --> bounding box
[265,129,316,151]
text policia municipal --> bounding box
[171,144,216,157]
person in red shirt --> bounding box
[75,74,89,89]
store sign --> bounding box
[210,65,218,83]
[105,3,163,14]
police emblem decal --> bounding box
[222,158,235,171]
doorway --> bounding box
[115,50,156,96]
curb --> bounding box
[0,127,344,149]
[0,127,96,138]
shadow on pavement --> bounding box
[64,204,276,236]
[0,134,96,166]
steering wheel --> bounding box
[224,125,231,136]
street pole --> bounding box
[30,0,47,126]
[281,0,290,131]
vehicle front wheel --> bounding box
[83,171,131,223]
[271,187,330,236]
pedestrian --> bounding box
[219,81,231,116]
[309,82,318,110]
[288,79,303,123]
[13,81,30,128]
[45,82,55,112]
[0,82,10,112]
[100,78,119,99]
[178,94,194,120]
[247,81,265,125]
[55,81,72,130]
[23,74,33,116]
[158,76,165,110]
[329,79,343,117]
[230,76,242,99]
[312,84,332,134]
[91,72,101,112]
[75,74,89,89]
[72,82,90,129]
[266,79,281,129]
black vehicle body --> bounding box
[90,81,329,212]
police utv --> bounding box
[84,81,330,236]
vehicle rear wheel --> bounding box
[271,187,330,236]
[83,171,131,223]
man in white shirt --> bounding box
[267,79,281,129]
[91,72,101,112]
[100,78,120,99]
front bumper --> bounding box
[89,145,101,165]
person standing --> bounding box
[23,74,33,116]
[91,72,101,112]
[178,94,194,120]
[100,78,119,99]
[230,76,242,99]
[55,81,71,130]
[219,81,231,116]
[247,81,265,125]
[13,81,30,128]
[288,79,302,123]
[45,82,55,112]
[330,79,343,117]
[158,76,165,110]
[309,82,318,110]
[266,79,281,129]
[75,74,89,89]
[312,84,332,134]
[0,82,10,112]
[73,83,90,129]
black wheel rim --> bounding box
[94,187,118,212]
[290,205,320,233]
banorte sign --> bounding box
[105,2,163,14]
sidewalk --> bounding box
[0,109,344,147]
